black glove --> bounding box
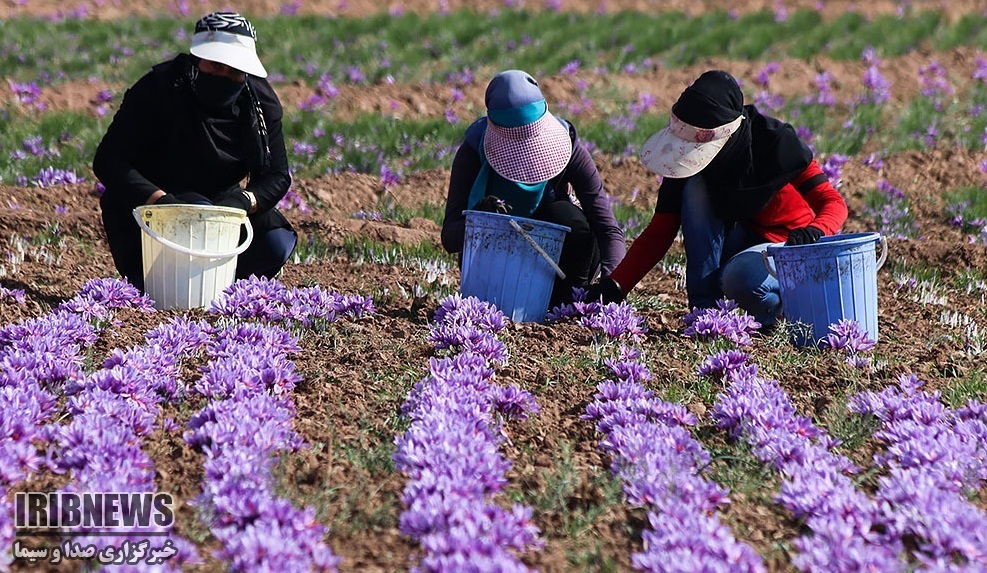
[154,194,182,205]
[173,192,213,205]
[213,187,251,212]
[474,195,512,215]
[155,192,212,205]
[585,276,624,304]
[786,226,823,246]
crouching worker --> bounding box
[93,11,296,292]
[588,70,848,328]
[440,69,626,305]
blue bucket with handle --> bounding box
[460,210,570,323]
[764,232,887,347]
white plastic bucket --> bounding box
[133,205,253,310]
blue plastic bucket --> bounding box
[460,210,570,323]
[764,232,887,347]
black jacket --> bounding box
[94,54,291,233]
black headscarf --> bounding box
[170,54,272,173]
[672,70,812,221]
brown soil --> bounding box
[4,2,987,572]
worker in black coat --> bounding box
[94,11,296,292]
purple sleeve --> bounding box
[441,141,481,254]
[563,142,626,274]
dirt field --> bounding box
[3,1,987,572]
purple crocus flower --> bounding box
[396,294,543,569]
[849,374,987,565]
[714,367,905,570]
[30,166,84,187]
[682,299,761,346]
[0,286,26,303]
[185,321,340,571]
[822,319,875,368]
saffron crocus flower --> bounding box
[380,165,403,188]
[682,299,761,346]
[862,65,891,104]
[186,321,340,571]
[0,286,26,303]
[820,154,850,185]
[45,314,210,571]
[31,166,84,187]
[849,374,987,565]
[822,319,876,368]
[714,367,905,571]
[864,180,918,239]
[579,316,763,570]
[565,297,762,570]
[56,277,155,321]
[347,66,366,83]
[804,71,836,106]
[696,349,750,378]
[211,276,374,327]
[579,302,648,340]
[8,79,45,110]
[317,74,340,99]
[396,294,543,569]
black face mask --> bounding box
[193,70,245,114]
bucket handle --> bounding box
[133,208,254,260]
[875,235,888,270]
[508,219,567,280]
[763,235,890,278]
[762,246,781,279]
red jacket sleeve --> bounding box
[790,160,848,236]
[608,212,681,295]
[751,160,849,242]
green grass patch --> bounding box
[381,201,447,226]
[608,198,654,240]
[0,108,106,185]
[2,94,984,185]
[703,436,777,502]
[820,399,880,454]
[888,259,943,285]
[861,182,919,240]
[822,11,943,60]
[331,235,454,266]
[946,186,987,222]
[284,111,464,175]
[3,9,986,84]
[952,267,987,295]
[940,369,987,409]
[293,230,454,266]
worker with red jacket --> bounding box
[589,70,847,327]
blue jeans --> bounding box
[681,176,782,326]
[235,227,297,280]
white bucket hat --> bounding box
[190,12,267,78]
[639,112,744,178]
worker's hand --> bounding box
[585,276,624,304]
[474,195,512,215]
[786,226,823,246]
